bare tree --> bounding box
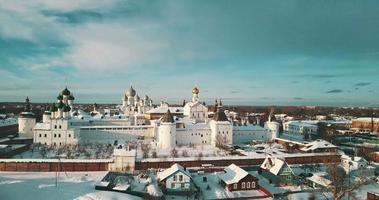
[197,152,203,161]
[182,150,189,157]
[141,143,151,158]
[326,163,348,200]
[215,135,228,150]
[171,148,178,158]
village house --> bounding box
[157,163,196,194]
[260,156,297,186]
[300,139,337,153]
[218,164,259,191]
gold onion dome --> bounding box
[192,87,199,94]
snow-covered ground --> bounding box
[0,172,142,200]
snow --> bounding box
[218,164,248,184]
[0,171,142,200]
[260,156,285,175]
[300,139,336,152]
[192,172,271,200]
[157,163,191,181]
[75,191,142,200]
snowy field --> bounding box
[0,172,142,200]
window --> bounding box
[58,134,61,138]
[242,182,245,189]
[247,182,250,188]
[68,134,71,138]
[39,134,41,137]
[54,125,57,129]
[173,175,177,181]
[179,175,183,181]
[233,184,237,189]
[252,182,255,188]
[181,183,185,188]
[54,134,57,138]
[59,125,62,129]
[44,134,47,137]
[171,183,175,188]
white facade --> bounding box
[283,121,318,139]
[158,122,176,149]
[233,125,271,144]
[18,116,36,138]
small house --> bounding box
[157,163,195,193]
[260,156,296,186]
[218,164,259,191]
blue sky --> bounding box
[0,0,378,106]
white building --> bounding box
[283,121,318,140]
[34,87,77,146]
[341,155,369,172]
[29,86,277,150]
[157,163,194,192]
[18,97,36,138]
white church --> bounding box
[19,86,279,149]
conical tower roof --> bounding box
[162,109,174,123]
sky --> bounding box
[0,0,378,106]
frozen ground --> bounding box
[0,172,142,200]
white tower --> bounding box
[158,110,176,150]
[210,107,233,146]
[18,97,36,138]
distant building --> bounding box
[341,155,369,172]
[351,117,379,134]
[283,121,318,140]
[307,173,332,189]
[157,163,195,193]
[260,156,297,186]
[300,139,337,153]
[218,164,259,191]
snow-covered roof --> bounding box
[218,164,249,185]
[146,106,183,114]
[260,156,286,175]
[301,139,336,152]
[307,175,332,187]
[341,155,367,163]
[0,118,17,127]
[157,163,191,181]
[113,149,136,157]
[285,121,318,127]
[353,117,379,122]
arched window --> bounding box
[252,182,255,188]
[241,182,245,189]
[247,182,250,188]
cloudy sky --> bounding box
[0,0,378,106]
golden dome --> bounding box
[192,87,199,94]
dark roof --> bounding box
[57,101,65,109]
[63,105,71,112]
[19,112,35,118]
[62,87,71,95]
[57,94,63,100]
[213,109,228,121]
[162,109,174,123]
[68,94,75,100]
